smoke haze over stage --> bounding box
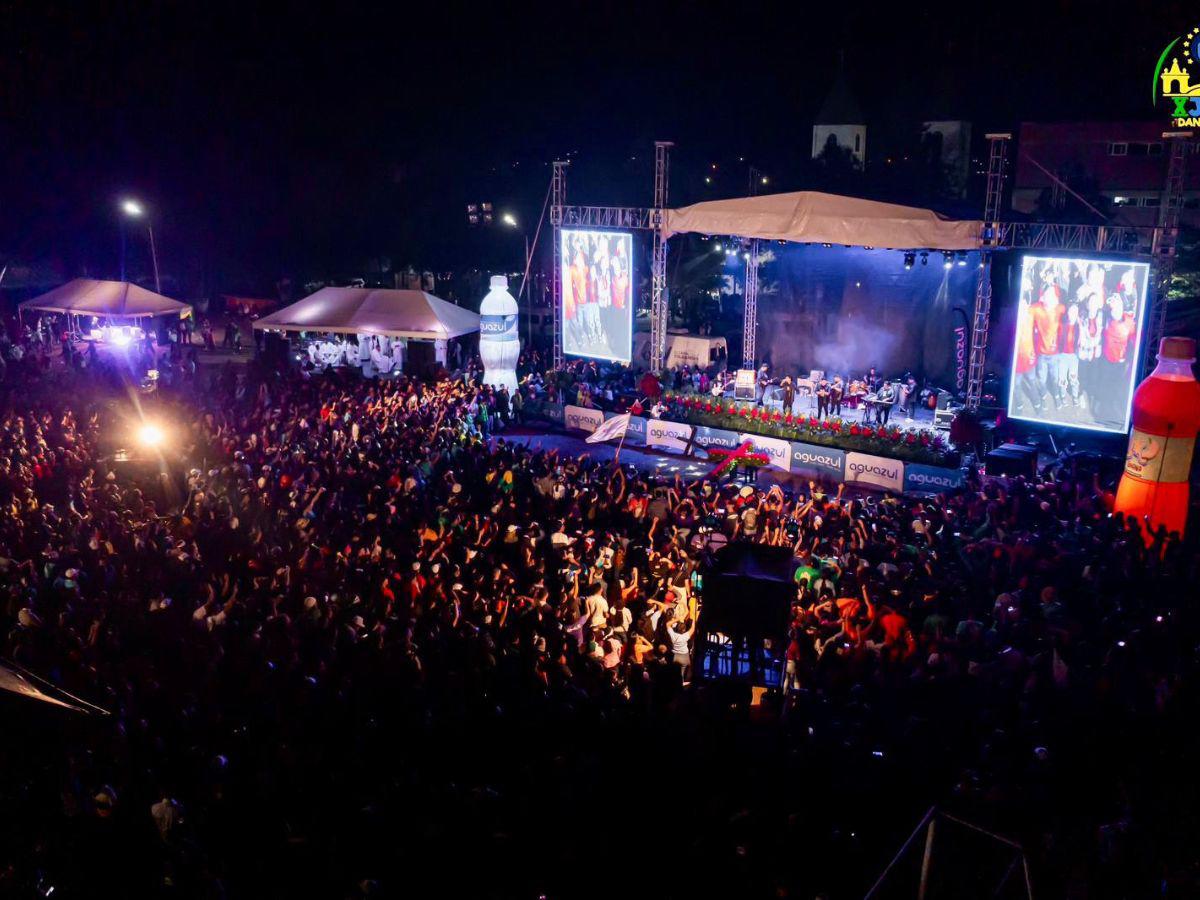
[751,244,979,385]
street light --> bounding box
[502,212,532,345]
[120,198,161,293]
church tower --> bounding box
[812,61,866,168]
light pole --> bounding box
[502,212,532,346]
[121,199,161,293]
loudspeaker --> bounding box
[985,442,1039,478]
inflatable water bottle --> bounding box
[478,275,520,394]
[1114,336,1200,540]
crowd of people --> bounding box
[1,342,1199,898]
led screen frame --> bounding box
[560,228,634,364]
[1006,255,1150,435]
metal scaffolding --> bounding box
[742,239,761,365]
[965,133,1010,411]
[1146,131,1193,372]
[549,159,568,369]
[650,141,673,372]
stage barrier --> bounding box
[549,404,962,493]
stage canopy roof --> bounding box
[252,287,479,340]
[662,190,981,251]
[19,278,192,318]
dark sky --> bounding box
[1,0,1195,294]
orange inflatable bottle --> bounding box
[1114,337,1200,539]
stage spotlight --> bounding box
[920,252,928,266]
[903,252,915,269]
[714,242,723,252]
[743,252,750,261]
[956,252,968,267]
[942,251,953,269]
[822,242,832,248]
[137,423,165,448]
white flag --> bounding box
[586,412,631,444]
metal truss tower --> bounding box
[650,141,673,372]
[965,133,1010,411]
[1146,131,1193,373]
[550,159,569,369]
[742,239,761,365]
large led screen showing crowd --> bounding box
[561,228,633,363]
[1008,255,1149,434]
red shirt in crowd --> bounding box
[1030,300,1064,357]
[1103,314,1136,363]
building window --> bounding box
[1108,142,1128,156]
[1141,196,1161,207]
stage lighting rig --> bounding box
[920,252,929,266]
[942,251,954,269]
[903,252,915,269]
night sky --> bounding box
[2,1,1195,295]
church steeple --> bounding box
[812,55,866,167]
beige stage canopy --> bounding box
[252,287,480,340]
[662,191,982,251]
[19,278,192,318]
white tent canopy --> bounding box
[19,278,192,318]
[252,287,480,340]
[662,190,981,251]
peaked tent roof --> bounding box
[662,191,981,251]
[252,287,480,340]
[19,278,192,318]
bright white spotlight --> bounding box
[109,328,131,346]
[137,424,165,447]
[121,199,145,217]
[501,212,518,227]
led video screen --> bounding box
[1008,256,1149,434]
[561,228,633,363]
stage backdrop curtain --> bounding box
[662,191,981,251]
[252,287,480,340]
[20,279,192,318]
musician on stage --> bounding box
[900,375,918,421]
[781,376,795,415]
[830,375,844,416]
[815,376,831,418]
[876,381,897,425]
[865,366,881,393]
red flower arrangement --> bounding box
[850,424,860,436]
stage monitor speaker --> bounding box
[933,407,957,431]
[935,389,953,410]
[985,442,1039,479]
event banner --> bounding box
[844,452,905,492]
[788,442,846,480]
[564,404,604,434]
[738,433,792,473]
[692,426,742,452]
[604,410,647,446]
[903,462,966,494]
[647,419,693,452]
[561,228,634,364]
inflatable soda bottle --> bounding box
[1114,336,1200,539]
